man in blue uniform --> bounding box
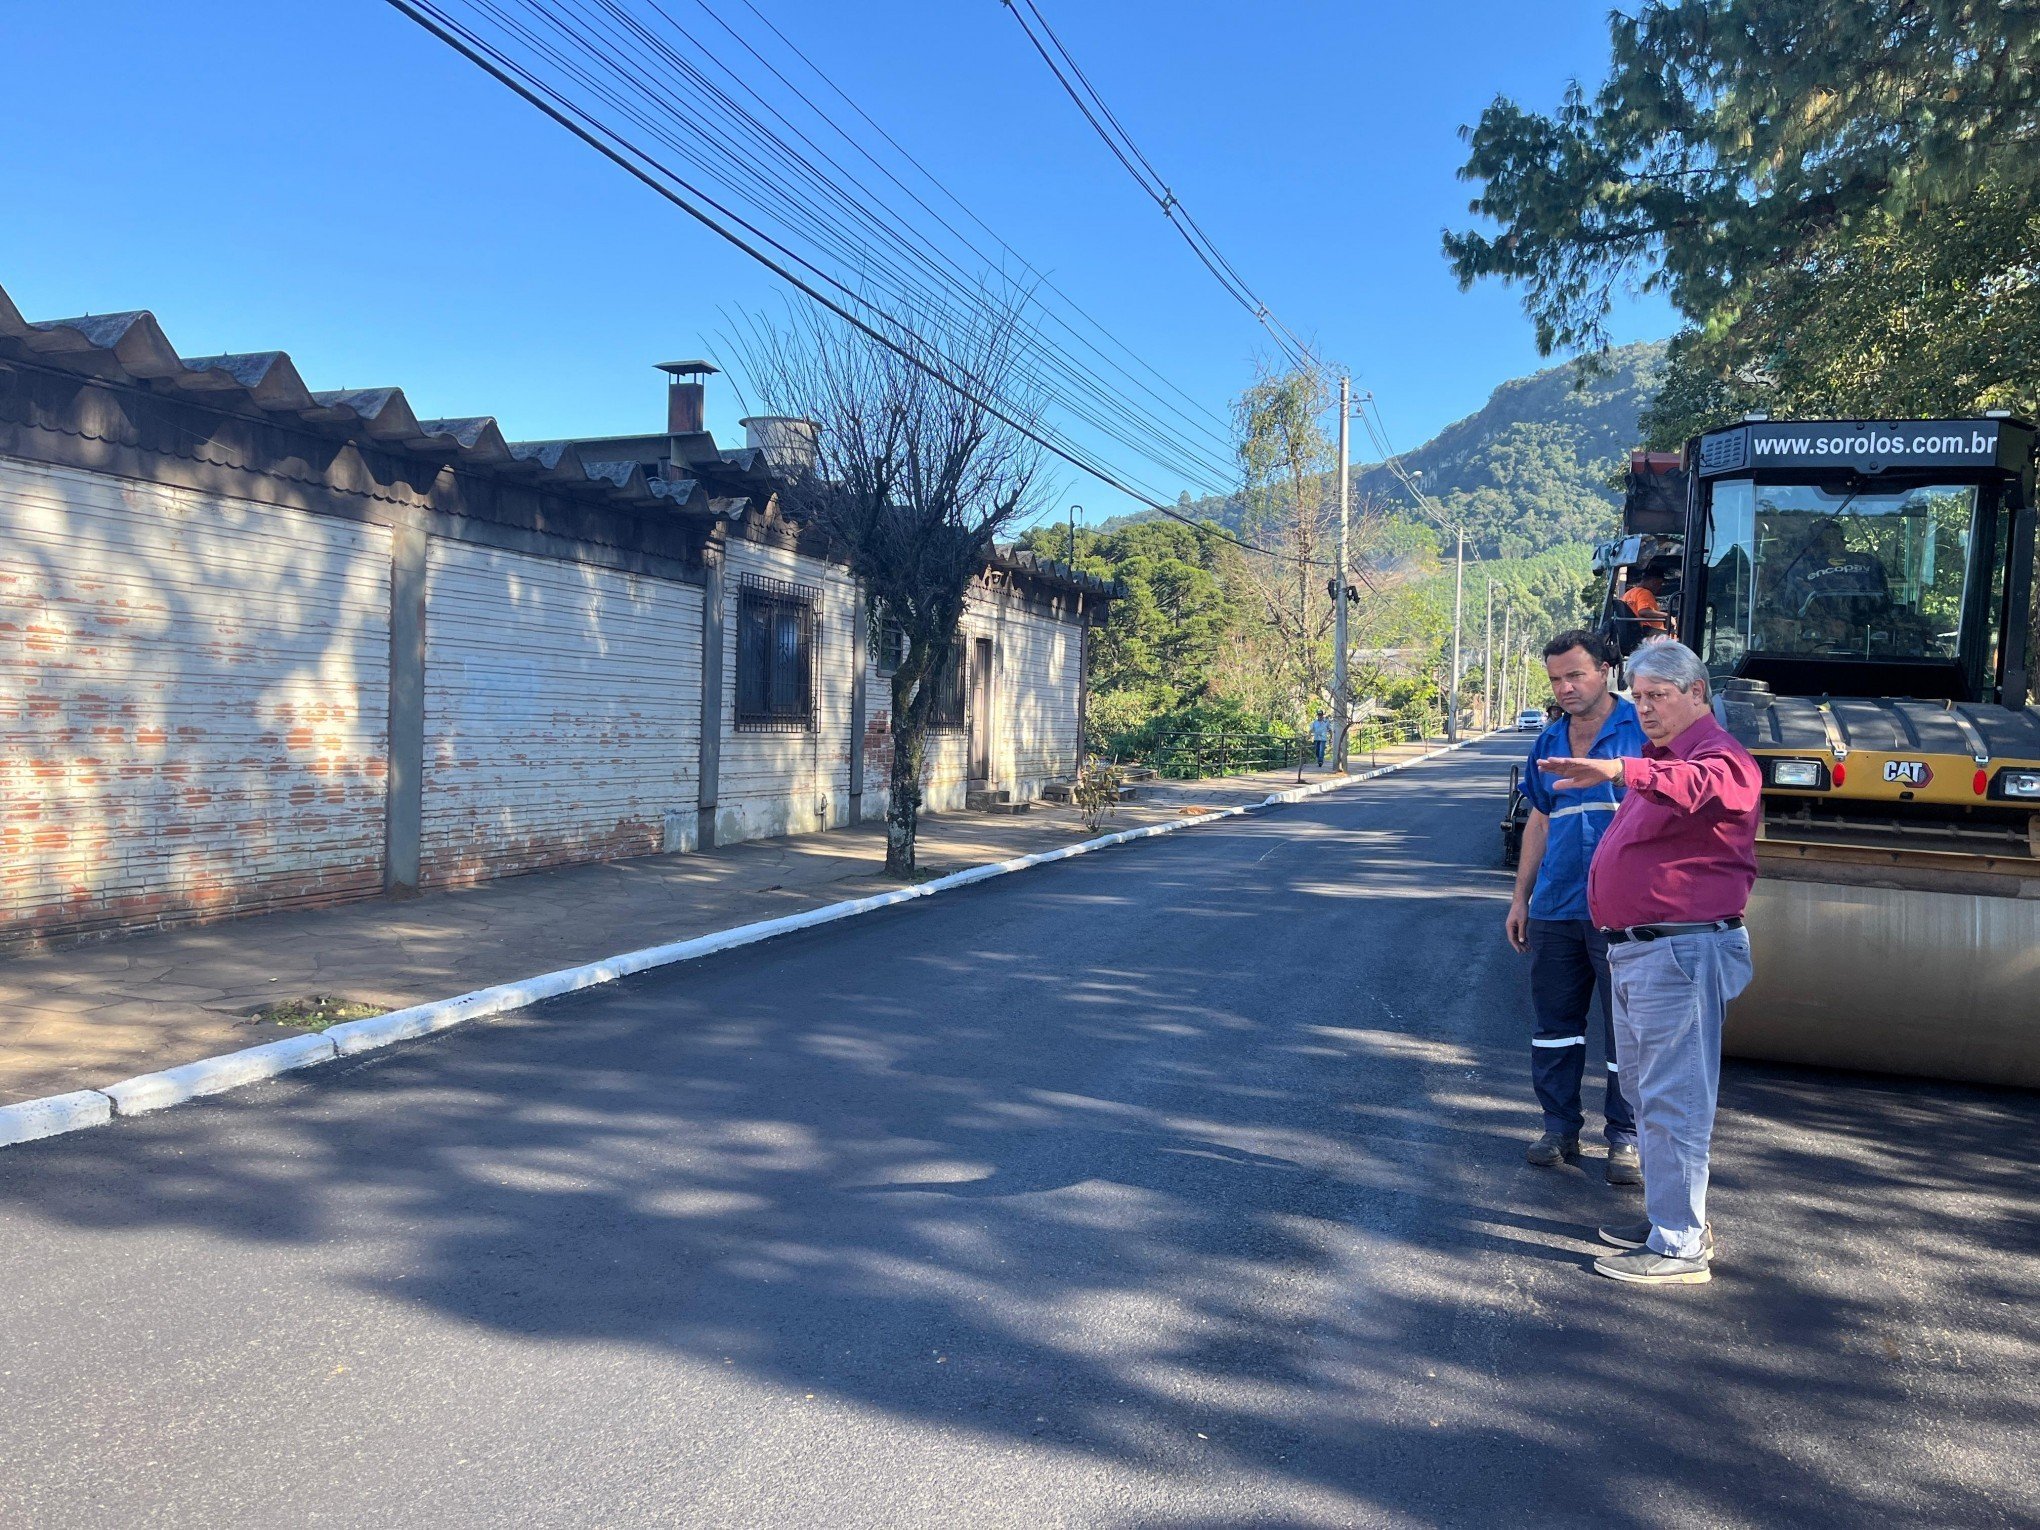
[1504,629,1645,1183]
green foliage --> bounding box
[1016,518,1246,742]
[1447,2,2040,424]
[1071,760,1124,834]
[1642,177,2040,445]
[1051,341,1653,761]
[1155,344,1663,560]
[1097,695,1293,763]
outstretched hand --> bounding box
[1537,755,1626,791]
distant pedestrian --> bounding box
[1506,629,1642,1183]
[1310,710,1331,768]
[1538,639,1760,1286]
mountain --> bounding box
[1358,340,1666,558]
[1145,340,1667,561]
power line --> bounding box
[703,0,1234,442]
[383,0,1335,566]
[438,0,1243,497]
[437,0,1215,502]
[1000,0,1320,371]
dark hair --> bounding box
[1542,628,1616,667]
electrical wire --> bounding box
[382,0,1338,566]
[1000,0,1320,371]
[429,0,1208,503]
[445,0,1243,496]
[704,0,1234,442]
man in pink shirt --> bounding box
[1537,640,1760,1286]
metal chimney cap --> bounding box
[656,360,720,379]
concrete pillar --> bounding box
[848,580,868,822]
[384,521,427,893]
[696,541,725,850]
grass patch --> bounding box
[249,995,386,1030]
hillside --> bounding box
[1147,340,1665,560]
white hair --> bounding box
[1627,638,1711,698]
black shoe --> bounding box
[1526,1131,1580,1167]
[1592,1246,1711,1285]
[1597,1219,1715,1259]
[1605,1143,1642,1186]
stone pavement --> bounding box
[0,742,1452,1105]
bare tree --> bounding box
[731,297,1051,876]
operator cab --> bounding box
[1683,417,2039,707]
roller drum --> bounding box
[1730,876,2040,1087]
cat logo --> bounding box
[1882,759,1933,787]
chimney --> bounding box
[656,359,717,438]
[741,415,821,478]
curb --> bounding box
[0,733,1493,1148]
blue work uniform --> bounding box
[1520,699,1648,1144]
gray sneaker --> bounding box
[1526,1132,1580,1167]
[1604,1143,1642,1186]
[1596,1219,1715,1258]
[1593,1245,1711,1285]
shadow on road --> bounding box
[2,754,2036,1526]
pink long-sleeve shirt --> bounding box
[1587,713,1761,929]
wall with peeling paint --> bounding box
[0,456,391,944]
[713,539,859,847]
[420,540,705,886]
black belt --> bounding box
[1602,917,1744,945]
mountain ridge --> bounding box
[1130,340,1666,560]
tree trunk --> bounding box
[885,667,930,878]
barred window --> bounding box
[928,645,967,730]
[735,576,818,731]
[870,605,908,677]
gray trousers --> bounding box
[1605,927,1755,1259]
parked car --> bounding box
[1515,708,1546,732]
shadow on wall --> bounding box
[2,778,2035,1523]
[0,453,390,947]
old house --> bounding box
[0,283,1112,948]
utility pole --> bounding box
[1067,503,1080,568]
[1333,376,1351,772]
[1483,578,1496,733]
[1448,526,1465,743]
[1500,601,1514,723]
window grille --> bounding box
[735,574,820,731]
[870,602,908,677]
[928,644,967,730]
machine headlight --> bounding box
[1771,759,1825,789]
[1997,769,2040,799]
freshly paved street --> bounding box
[1,739,2035,1527]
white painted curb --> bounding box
[2,733,1493,1147]
[101,1030,338,1117]
[0,1089,115,1147]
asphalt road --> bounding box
[2,738,2035,1528]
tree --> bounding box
[732,299,1049,876]
[1446,2,2040,411]
[1640,177,2040,445]
[1017,518,1253,750]
[1234,364,1340,716]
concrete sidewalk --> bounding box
[0,743,1448,1105]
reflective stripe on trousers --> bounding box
[1527,918,1635,1146]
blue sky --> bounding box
[1,1,1674,523]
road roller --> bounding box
[1603,417,2040,1087]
